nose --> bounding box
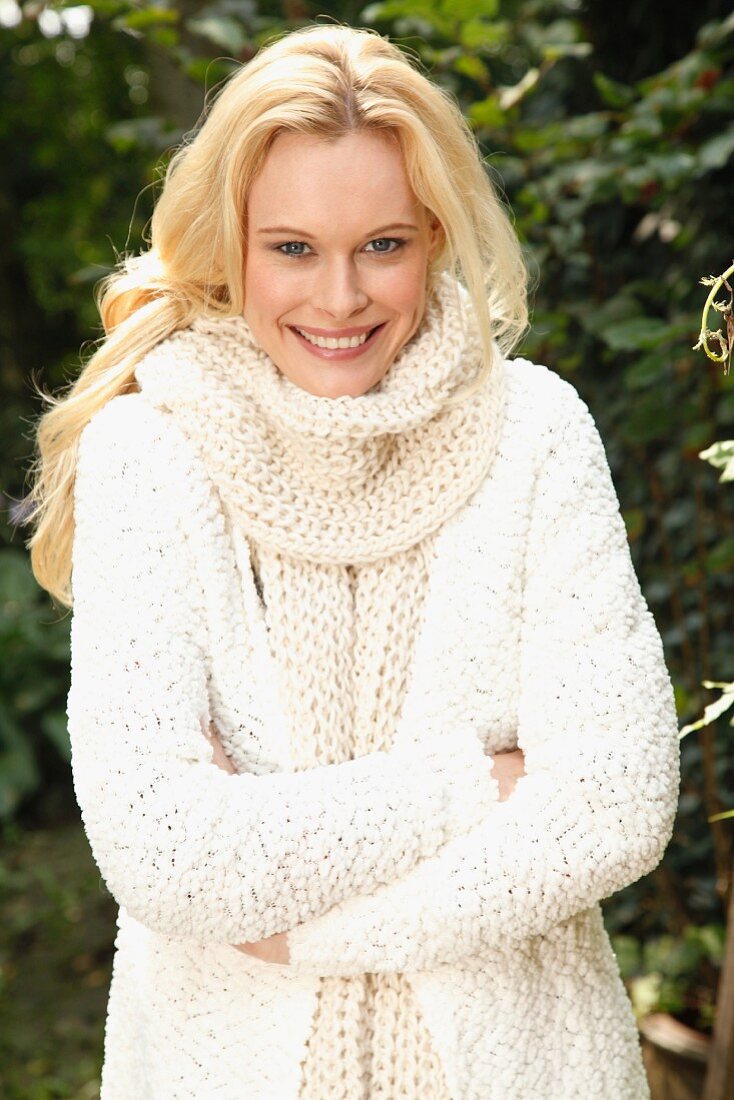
[312,258,369,319]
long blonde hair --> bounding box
[27,21,529,608]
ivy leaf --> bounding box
[468,95,505,129]
[696,125,734,172]
[440,0,499,23]
[599,317,672,351]
[111,7,180,32]
[459,16,508,50]
[593,71,636,109]
[186,16,247,54]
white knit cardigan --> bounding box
[67,332,680,1098]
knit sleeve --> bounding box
[286,381,681,976]
[67,396,493,944]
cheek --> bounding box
[371,263,428,318]
[244,261,293,322]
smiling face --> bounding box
[242,129,444,398]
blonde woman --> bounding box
[28,22,680,1100]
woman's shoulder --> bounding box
[79,393,203,488]
[78,390,232,550]
[503,355,591,421]
[500,355,600,452]
[76,394,217,549]
[80,391,160,443]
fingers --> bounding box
[489,747,526,802]
[203,719,237,775]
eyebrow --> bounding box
[256,222,420,238]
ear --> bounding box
[428,216,445,259]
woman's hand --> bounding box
[205,720,291,965]
[204,720,237,775]
[233,932,290,965]
[488,747,526,802]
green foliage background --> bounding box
[1,0,733,1095]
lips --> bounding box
[292,323,382,339]
[290,323,384,341]
[288,321,387,359]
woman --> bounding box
[28,22,680,1100]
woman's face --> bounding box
[243,130,444,398]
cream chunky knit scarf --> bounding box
[135,271,505,1098]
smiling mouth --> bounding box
[291,324,384,348]
[288,322,386,359]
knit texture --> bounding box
[134,271,504,564]
[65,273,681,1098]
[135,272,499,1098]
[249,540,449,1097]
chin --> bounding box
[287,365,387,400]
[318,380,382,399]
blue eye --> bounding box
[275,237,406,259]
[277,241,311,258]
[365,238,405,254]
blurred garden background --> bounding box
[1,1,734,1096]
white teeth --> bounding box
[295,327,373,349]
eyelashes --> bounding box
[274,237,407,259]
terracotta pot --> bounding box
[638,1012,711,1100]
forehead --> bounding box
[246,131,421,227]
